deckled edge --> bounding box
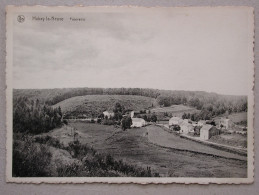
[5,5,255,185]
[250,5,255,185]
[5,5,13,184]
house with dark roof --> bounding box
[200,124,220,140]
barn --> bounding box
[200,125,220,140]
[169,117,183,126]
[131,118,146,127]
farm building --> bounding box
[131,118,146,127]
[180,121,194,134]
[130,111,134,118]
[103,111,115,119]
[169,117,183,126]
[217,118,234,129]
[200,125,220,140]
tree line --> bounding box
[14,87,247,119]
[157,93,247,119]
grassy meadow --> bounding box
[47,122,247,177]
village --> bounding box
[65,104,248,154]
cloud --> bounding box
[13,9,250,95]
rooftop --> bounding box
[201,124,213,131]
[132,118,145,122]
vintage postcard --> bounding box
[6,6,254,184]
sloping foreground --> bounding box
[51,122,247,177]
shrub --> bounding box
[64,141,160,177]
[13,139,52,177]
[97,118,102,123]
[34,135,64,149]
[66,141,96,159]
[63,119,68,125]
[102,119,115,125]
[57,162,86,177]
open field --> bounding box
[209,134,247,148]
[214,112,247,124]
[48,122,247,177]
[146,125,246,160]
[150,104,199,117]
[228,112,247,123]
[53,95,155,118]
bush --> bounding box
[63,119,68,125]
[121,116,132,130]
[13,139,52,177]
[34,135,64,149]
[65,140,96,159]
[173,125,180,131]
[57,162,87,177]
[64,141,160,177]
[102,119,115,125]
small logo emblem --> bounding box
[17,15,25,23]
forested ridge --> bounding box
[14,87,247,116]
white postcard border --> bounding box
[5,5,255,184]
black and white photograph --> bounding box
[6,6,254,184]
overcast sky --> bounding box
[13,7,252,95]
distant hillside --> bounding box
[14,87,247,119]
[151,104,199,118]
[13,87,160,105]
[53,95,156,118]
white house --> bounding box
[180,121,194,134]
[218,118,231,129]
[103,111,114,119]
[200,124,220,140]
[131,118,146,127]
[169,117,183,126]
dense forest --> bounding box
[13,97,63,134]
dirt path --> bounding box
[146,125,247,161]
